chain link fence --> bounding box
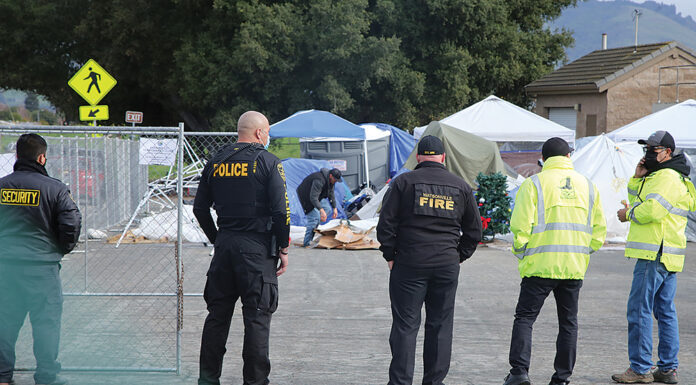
[0,124,184,373]
[179,132,238,295]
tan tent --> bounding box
[403,121,506,186]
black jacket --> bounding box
[297,168,336,214]
[193,143,290,248]
[377,161,482,267]
[653,153,690,176]
[0,159,82,263]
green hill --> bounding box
[0,89,55,111]
[551,0,696,63]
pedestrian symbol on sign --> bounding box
[68,59,117,105]
[84,68,102,94]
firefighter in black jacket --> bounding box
[296,167,341,246]
[377,135,482,385]
[0,134,81,385]
[194,111,291,385]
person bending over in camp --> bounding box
[296,168,341,246]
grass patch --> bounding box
[269,137,301,160]
[149,165,172,181]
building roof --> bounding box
[526,41,695,94]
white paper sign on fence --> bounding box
[139,138,177,166]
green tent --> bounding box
[403,121,506,186]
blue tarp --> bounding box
[393,167,411,179]
[282,158,349,226]
[363,123,417,178]
[271,110,365,139]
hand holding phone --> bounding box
[634,157,648,178]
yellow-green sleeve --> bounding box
[590,185,607,252]
[510,179,536,256]
[629,176,669,225]
[627,177,642,204]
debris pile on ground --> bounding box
[123,205,211,243]
[313,218,380,250]
[87,229,108,239]
[106,231,169,244]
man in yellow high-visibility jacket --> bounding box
[503,137,606,385]
[612,131,696,384]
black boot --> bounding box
[503,372,531,385]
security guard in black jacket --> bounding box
[377,135,482,385]
[0,134,81,385]
[194,111,290,385]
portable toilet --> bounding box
[300,125,390,192]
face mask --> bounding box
[643,150,659,171]
[264,134,270,150]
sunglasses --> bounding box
[642,146,667,154]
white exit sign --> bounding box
[125,111,143,124]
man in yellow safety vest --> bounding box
[612,131,696,384]
[503,137,606,385]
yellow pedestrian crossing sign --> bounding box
[79,105,109,121]
[68,59,117,105]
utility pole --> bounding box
[633,9,642,52]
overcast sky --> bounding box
[610,0,696,20]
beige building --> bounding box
[526,41,696,138]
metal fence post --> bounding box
[83,133,89,292]
[176,122,184,375]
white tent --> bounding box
[440,95,576,143]
[571,135,643,242]
[413,125,427,140]
[608,99,696,147]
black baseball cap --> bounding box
[542,137,572,160]
[329,168,342,180]
[638,130,675,151]
[417,135,445,155]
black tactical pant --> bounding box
[509,277,583,384]
[199,231,279,385]
[388,263,460,385]
[0,263,63,385]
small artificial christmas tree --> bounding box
[475,172,512,240]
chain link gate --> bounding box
[0,124,185,374]
[179,132,238,297]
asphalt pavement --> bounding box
[9,242,696,385]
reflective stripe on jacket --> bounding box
[510,156,607,279]
[625,168,696,272]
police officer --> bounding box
[296,167,341,246]
[503,137,606,385]
[194,111,290,385]
[0,134,81,385]
[612,131,695,384]
[377,135,482,385]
